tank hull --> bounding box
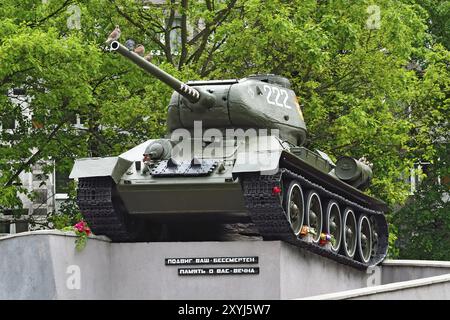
[116,181,247,218]
[71,136,388,268]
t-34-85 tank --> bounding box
[70,40,388,269]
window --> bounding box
[33,173,49,182]
[12,88,26,95]
[32,208,47,216]
[67,112,77,125]
[15,222,29,233]
[1,209,28,216]
[55,166,71,194]
[32,163,44,171]
[409,162,432,194]
[1,117,15,130]
[34,189,48,204]
[0,222,10,234]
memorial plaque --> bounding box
[165,256,258,266]
[178,267,260,276]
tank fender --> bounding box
[119,139,158,162]
[69,156,132,184]
[232,135,283,174]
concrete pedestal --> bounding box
[1,231,449,300]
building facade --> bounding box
[0,89,72,236]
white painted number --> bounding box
[263,84,274,105]
[281,89,292,109]
[263,85,292,109]
[273,87,283,107]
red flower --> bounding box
[74,222,84,232]
[272,186,282,195]
[74,221,89,234]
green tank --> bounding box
[70,40,388,269]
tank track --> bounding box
[76,177,138,242]
[240,168,388,270]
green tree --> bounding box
[392,142,449,260]
[0,3,102,210]
[391,42,449,259]
[413,0,450,50]
[0,0,447,259]
[102,0,441,206]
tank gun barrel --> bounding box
[110,41,200,103]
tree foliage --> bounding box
[392,144,449,260]
[0,0,448,258]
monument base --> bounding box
[1,231,449,299]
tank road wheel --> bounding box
[342,208,357,258]
[306,191,323,243]
[326,201,342,253]
[284,182,305,236]
[357,215,373,263]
